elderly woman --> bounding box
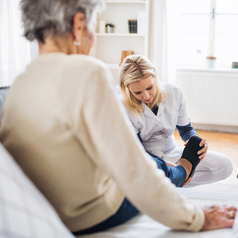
[0,0,235,236]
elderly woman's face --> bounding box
[77,12,97,55]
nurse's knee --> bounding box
[218,155,233,179]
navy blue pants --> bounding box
[73,155,186,236]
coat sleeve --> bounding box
[176,122,198,142]
[73,65,204,232]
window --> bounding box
[0,0,32,86]
[176,0,238,68]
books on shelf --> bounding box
[128,19,137,33]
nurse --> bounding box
[119,55,233,187]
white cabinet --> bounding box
[92,0,150,81]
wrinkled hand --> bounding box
[201,205,236,231]
[184,138,208,161]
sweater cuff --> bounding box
[187,206,205,232]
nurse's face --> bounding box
[128,76,156,104]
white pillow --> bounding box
[0,144,75,238]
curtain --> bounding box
[0,0,32,87]
[148,0,180,84]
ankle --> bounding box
[177,158,192,180]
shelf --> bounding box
[93,0,149,68]
[103,1,146,4]
[96,33,145,37]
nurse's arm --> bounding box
[176,122,198,142]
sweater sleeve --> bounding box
[74,65,204,232]
[176,122,198,142]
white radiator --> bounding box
[176,69,238,127]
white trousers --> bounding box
[163,146,233,188]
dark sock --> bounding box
[185,135,203,152]
[181,136,204,179]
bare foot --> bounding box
[176,158,192,184]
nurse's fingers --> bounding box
[198,142,208,155]
[199,138,207,147]
[198,147,206,154]
[198,146,208,156]
[198,150,207,160]
[199,154,205,160]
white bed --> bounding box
[79,188,238,238]
[0,142,237,238]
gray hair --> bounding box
[20,0,104,43]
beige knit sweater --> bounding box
[0,53,204,232]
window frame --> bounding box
[179,0,238,68]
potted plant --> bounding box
[105,24,115,33]
[206,37,216,68]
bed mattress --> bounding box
[79,188,238,238]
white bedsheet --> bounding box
[79,188,238,238]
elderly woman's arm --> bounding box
[71,63,202,231]
[73,62,234,232]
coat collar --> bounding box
[142,102,165,120]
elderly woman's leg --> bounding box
[72,156,189,235]
[149,155,187,187]
[72,199,139,235]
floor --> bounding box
[174,130,238,191]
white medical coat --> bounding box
[125,83,190,158]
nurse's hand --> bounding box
[197,138,208,161]
[184,138,208,161]
[201,205,236,231]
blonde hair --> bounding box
[119,55,166,114]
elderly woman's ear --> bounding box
[73,13,86,43]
